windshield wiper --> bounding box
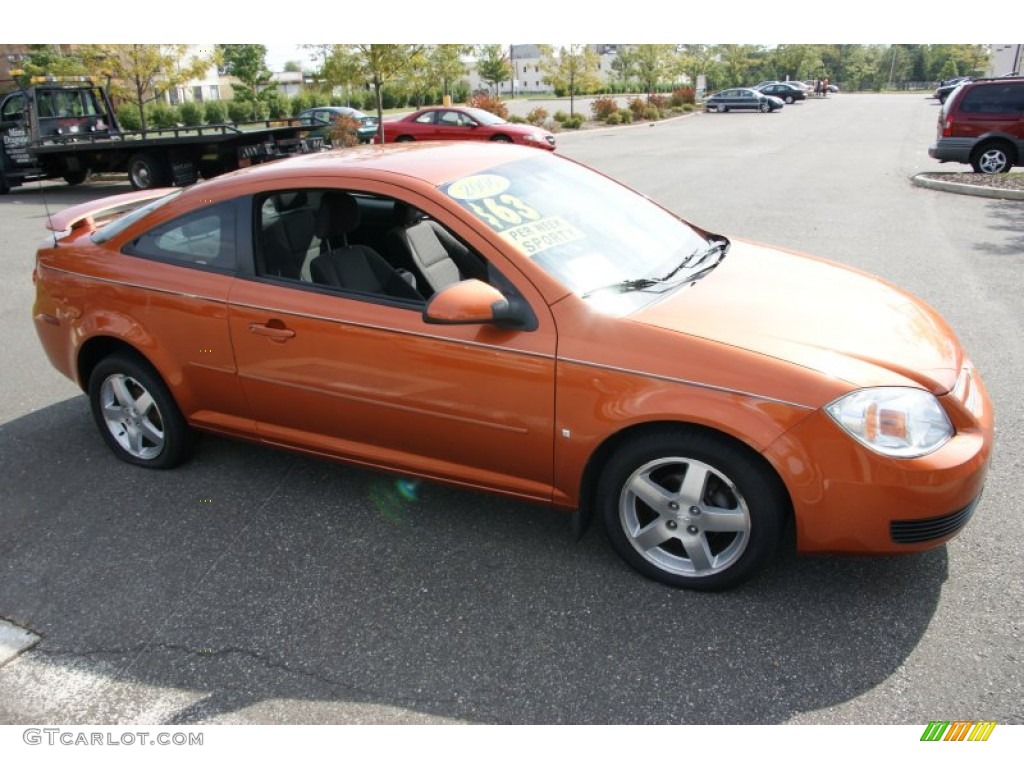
[581,237,730,300]
[581,277,661,298]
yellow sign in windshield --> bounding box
[499,216,586,256]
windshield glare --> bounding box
[465,108,507,126]
[442,156,709,301]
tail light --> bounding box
[942,116,954,137]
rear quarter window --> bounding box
[958,83,1024,114]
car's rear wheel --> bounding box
[599,428,786,591]
[88,353,192,469]
[491,135,513,143]
[970,142,1015,174]
[395,135,414,143]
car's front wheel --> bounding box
[88,353,192,469]
[759,102,770,113]
[599,428,786,590]
[970,142,1015,174]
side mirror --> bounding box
[423,279,535,330]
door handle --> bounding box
[249,321,295,342]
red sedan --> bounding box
[381,106,556,150]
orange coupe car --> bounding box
[32,143,994,590]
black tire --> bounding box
[785,95,795,104]
[970,142,1015,174]
[491,135,513,143]
[0,171,9,195]
[598,428,786,591]
[396,135,415,143]
[759,102,770,113]
[127,152,170,190]
[63,170,88,186]
[88,353,192,469]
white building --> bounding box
[467,44,627,96]
[988,44,1022,76]
[164,45,229,104]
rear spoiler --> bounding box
[46,188,175,234]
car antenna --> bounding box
[17,78,60,248]
[38,179,58,248]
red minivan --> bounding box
[929,76,1024,173]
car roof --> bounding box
[189,142,545,194]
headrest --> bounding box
[317,192,360,240]
[392,201,424,227]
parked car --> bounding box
[298,106,378,145]
[704,88,781,113]
[381,107,555,149]
[929,76,1024,173]
[933,76,974,104]
[755,82,808,103]
[33,143,992,591]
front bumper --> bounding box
[764,367,994,554]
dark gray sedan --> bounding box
[704,88,781,113]
[298,106,379,145]
[755,82,808,103]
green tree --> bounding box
[540,44,601,116]
[83,44,213,134]
[347,44,425,143]
[430,44,471,102]
[937,59,960,81]
[218,44,272,118]
[633,44,675,97]
[610,48,637,89]
[770,45,821,82]
[717,45,763,88]
[476,45,512,97]
[19,44,89,79]
[678,44,722,92]
[322,46,367,107]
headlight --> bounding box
[524,133,544,143]
[825,387,953,458]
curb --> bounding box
[554,110,697,141]
[911,173,1024,201]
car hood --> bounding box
[630,239,962,394]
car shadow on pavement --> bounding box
[0,398,949,725]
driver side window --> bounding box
[252,188,490,307]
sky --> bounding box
[12,1,1017,51]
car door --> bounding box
[1,92,35,174]
[410,110,439,140]
[434,110,481,142]
[227,182,558,501]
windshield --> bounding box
[464,108,507,126]
[442,155,712,305]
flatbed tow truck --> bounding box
[1,78,324,193]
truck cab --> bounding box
[1,81,117,191]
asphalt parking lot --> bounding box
[0,93,1021,726]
